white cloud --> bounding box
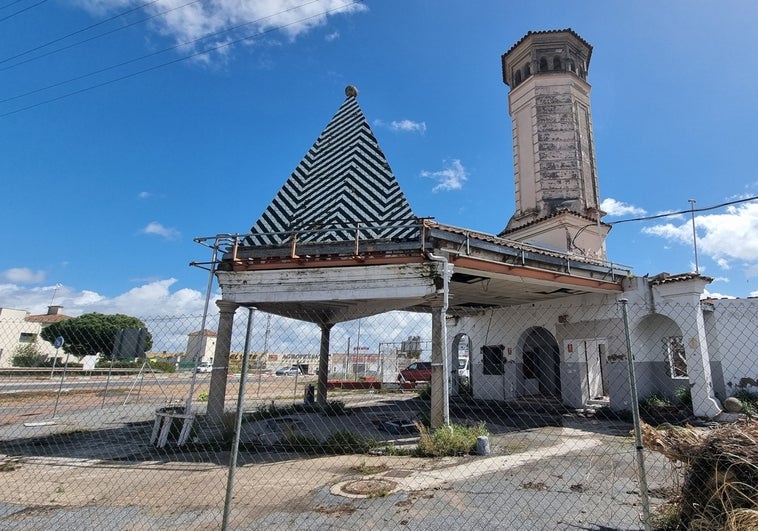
[600,198,646,217]
[75,0,367,61]
[643,201,758,277]
[421,159,468,192]
[142,221,180,240]
[390,119,426,133]
[138,191,151,199]
[702,289,737,300]
[373,118,427,134]
[0,279,209,317]
[2,267,46,284]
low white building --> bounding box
[0,306,71,368]
[185,329,217,365]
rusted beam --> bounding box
[451,255,623,291]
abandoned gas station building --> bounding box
[199,29,757,427]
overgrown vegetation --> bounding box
[278,430,377,454]
[321,400,349,416]
[734,389,758,417]
[349,461,390,475]
[12,343,48,367]
[415,422,488,457]
[643,421,758,530]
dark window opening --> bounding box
[539,57,548,72]
[514,70,522,85]
[523,350,537,379]
[482,344,504,375]
[553,56,562,70]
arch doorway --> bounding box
[520,327,561,397]
[450,333,471,396]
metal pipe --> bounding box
[186,240,219,415]
[689,199,699,274]
[222,307,255,530]
[620,298,652,531]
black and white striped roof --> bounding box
[245,86,417,246]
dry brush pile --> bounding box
[642,420,758,530]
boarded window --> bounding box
[664,336,687,378]
[482,344,504,375]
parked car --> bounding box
[398,361,432,382]
[275,366,301,376]
[194,361,213,373]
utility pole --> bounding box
[688,199,699,274]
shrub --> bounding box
[321,400,348,416]
[673,386,692,409]
[324,431,377,454]
[12,343,48,367]
[415,422,488,457]
[639,393,670,413]
[149,360,175,373]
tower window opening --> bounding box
[568,59,575,72]
[539,57,548,72]
[553,56,562,70]
[524,64,531,77]
[515,70,522,85]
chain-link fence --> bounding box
[0,300,756,530]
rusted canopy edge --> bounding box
[451,255,624,292]
[226,254,427,271]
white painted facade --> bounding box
[186,330,217,364]
[450,273,757,418]
[0,307,63,368]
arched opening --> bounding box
[635,313,688,401]
[519,326,561,397]
[524,63,531,77]
[539,57,548,72]
[451,333,471,396]
[514,70,522,85]
[553,56,562,70]
[568,59,575,73]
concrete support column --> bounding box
[430,298,449,429]
[681,305,722,418]
[317,323,333,406]
[207,300,238,425]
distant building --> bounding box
[0,306,72,368]
[185,329,217,364]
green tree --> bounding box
[40,313,153,359]
[12,343,47,367]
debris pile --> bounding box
[642,421,758,530]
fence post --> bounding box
[222,307,254,530]
[620,298,652,531]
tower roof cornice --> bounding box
[502,28,593,62]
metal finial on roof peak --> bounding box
[345,85,358,98]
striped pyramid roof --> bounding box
[245,86,417,246]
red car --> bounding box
[398,361,432,382]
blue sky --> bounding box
[2,0,758,320]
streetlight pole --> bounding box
[688,199,699,274]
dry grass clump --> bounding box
[642,421,758,530]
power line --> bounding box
[0,0,324,105]
[0,1,360,118]
[0,0,47,23]
[0,0,199,68]
[609,195,758,225]
[0,0,31,11]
